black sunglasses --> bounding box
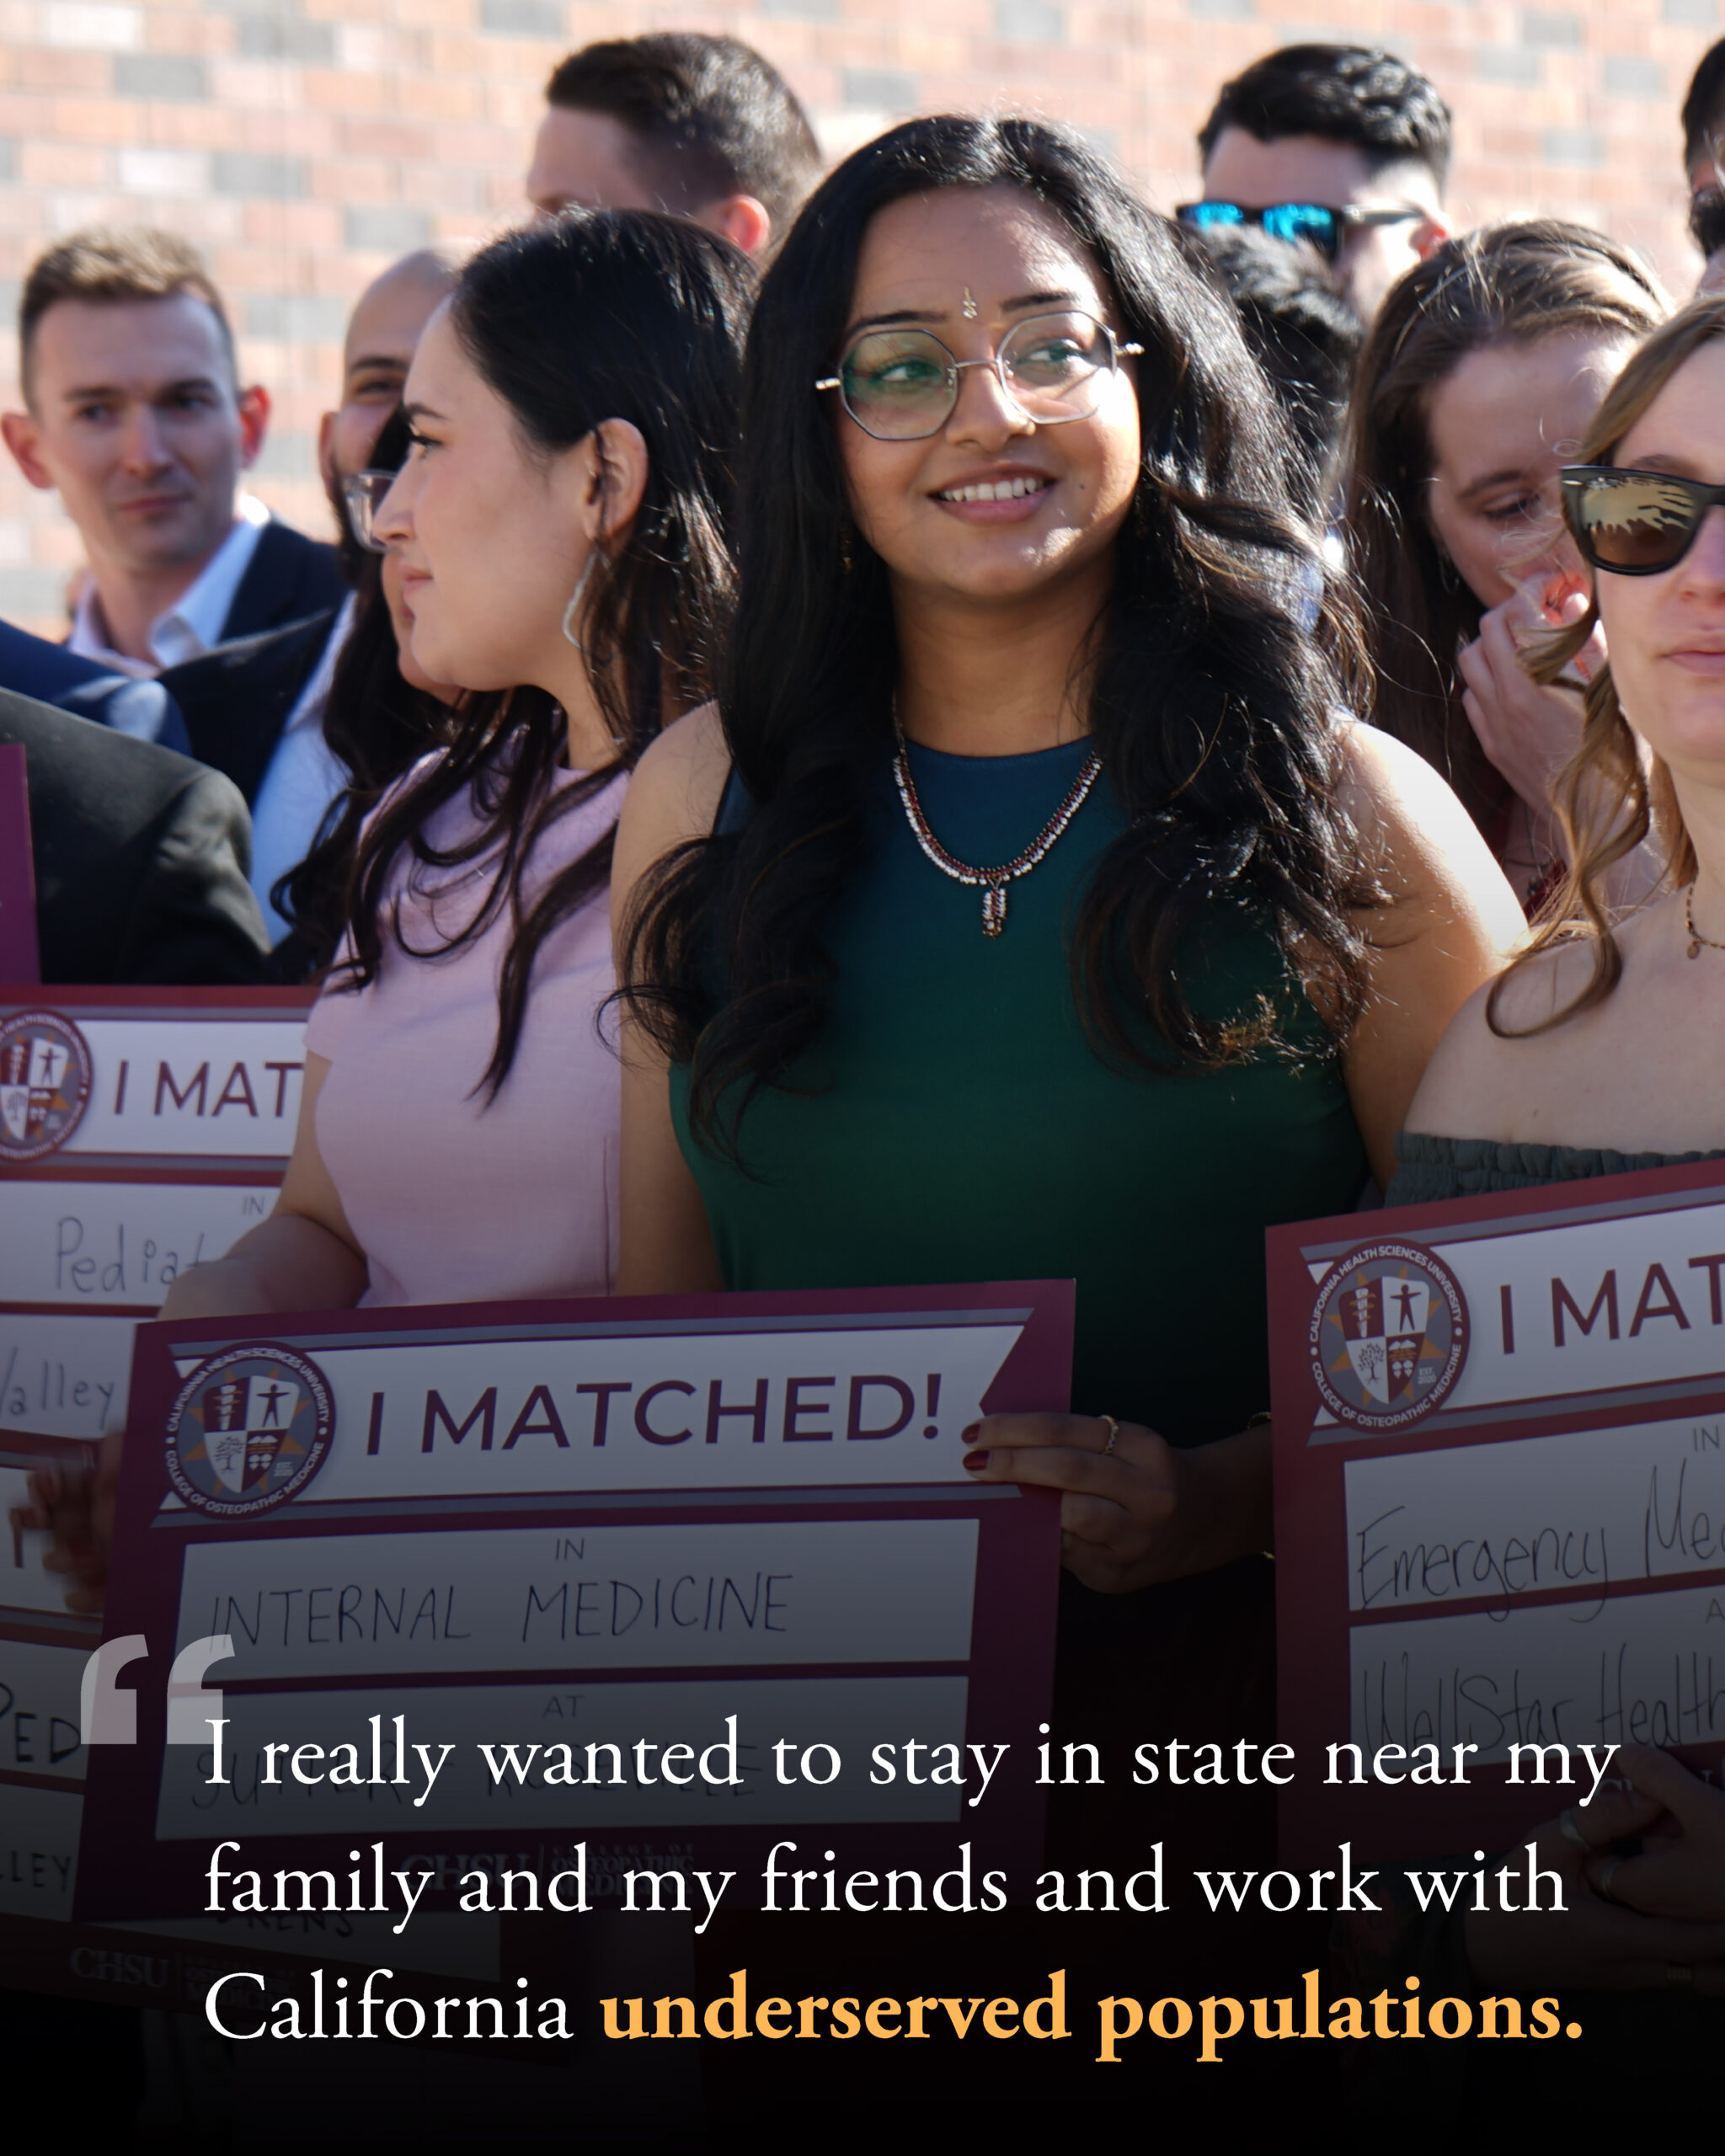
[1174,199,1422,265]
[1561,464,1725,576]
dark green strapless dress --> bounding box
[1389,1131,1725,1204]
[670,738,1369,1444]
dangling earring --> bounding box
[562,550,599,654]
[839,530,854,575]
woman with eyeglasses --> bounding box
[1341,221,1668,911]
[616,115,1518,1866]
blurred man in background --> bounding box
[1186,44,1452,321]
[0,228,341,683]
[163,243,467,943]
[318,243,471,490]
[1682,39,1725,291]
[526,31,820,258]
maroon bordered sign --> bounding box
[77,1279,1071,1927]
[1270,1158,1725,1865]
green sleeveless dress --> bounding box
[670,737,1369,1445]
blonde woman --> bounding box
[1397,295,1725,1207]
[1393,297,1725,1994]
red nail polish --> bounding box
[962,1449,990,1472]
[960,1422,981,1444]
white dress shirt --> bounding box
[248,595,355,946]
[68,493,273,680]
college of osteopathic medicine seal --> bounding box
[1309,1239,1470,1432]
[0,1008,91,1161]
[164,1344,334,1518]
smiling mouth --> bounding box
[935,476,1051,504]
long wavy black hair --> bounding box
[623,115,1372,1149]
[270,404,456,984]
[328,208,753,1092]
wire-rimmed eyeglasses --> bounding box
[341,468,398,553]
[814,310,1143,441]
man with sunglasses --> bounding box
[1184,43,1452,323]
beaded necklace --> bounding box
[891,709,1103,937]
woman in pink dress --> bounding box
[165,210,750,1317]
[25,211,750,1605]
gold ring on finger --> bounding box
[1097,1414,1119,1458]
[1557,1806,1588,1850]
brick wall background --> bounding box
[0,0,1714,629]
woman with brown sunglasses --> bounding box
[1362,296,1725,2049]
[1392,295,1725,1210]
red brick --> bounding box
[1,0,1721,632]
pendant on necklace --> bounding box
[1690,937,1703,960]
[982,883,1008,937]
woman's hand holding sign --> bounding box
[1466,1748,1725,1993]
[1578,1746,1725,1924]
[961,1413,1273,1593]
[11,1428,120,1615]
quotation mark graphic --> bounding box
[79,1634,235,1747]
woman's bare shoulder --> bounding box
[1332,718,1528,978]
[633,701,730,830]
[1402,938,1601,1140]
[614,702,732,897]
[1335,723,1513,908]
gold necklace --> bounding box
[1685,882,1725,960]
[891,712,1102,937]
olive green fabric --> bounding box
[671,739,1369,1446]
[1389,1130,1725,1205]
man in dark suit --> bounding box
[0,615,187,750]
[161,610,334,810]
[0,227,341,685]
[0,686,269,984]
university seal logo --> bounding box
[0,1010,91,1161]
[164,1344,334,1518]
[1309,1240,1469,1431]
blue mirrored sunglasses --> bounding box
[1175,200,1421,264]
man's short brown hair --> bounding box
[19,226,236,403]
[546,34,820,237]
